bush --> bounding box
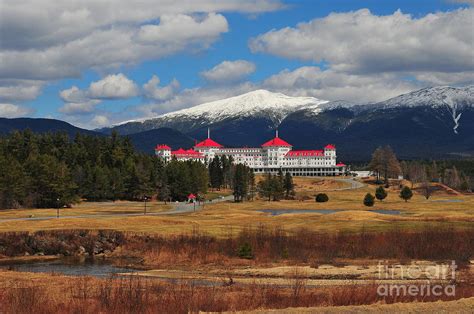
[315,193,329,202]
[399,186,413,202]
[237,242,253,259]
[375,186,387,201]
[363,193,375,207]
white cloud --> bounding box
[59,73,137,115]
[0,0,282,49]
[58,100,101,115]
[59,86,88,103]
[138,82,256,115]
[137,13,228,45]
[201,60,256,82]
[88,74,138,99]
[250,8,474,78]
[262,66,419,102]
[0,103,33,118]
[143,75,180,101]
[0,1,282,82]
[91,115,110,127]
[0,80,43,102]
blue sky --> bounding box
[0,0,472,128]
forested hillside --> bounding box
[0,130,208,209]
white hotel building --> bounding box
[155,131,346,176]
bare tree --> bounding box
[369,146,401,187]
[420,180,434,200]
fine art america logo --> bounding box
[377,261,457,297]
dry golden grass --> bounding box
[0,178,472,236]
[247,297,474,313]
[0,200,172,220]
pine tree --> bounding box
[283,172,295,199]
[399,186,413,202]
[258,173,273,201]
[248,170,256,201]
[233,164,250,202]
[209,156,223,190]
[375,186,387,201]
[271,174,284,201]
[0,156,27,208]
[363,193,375,207]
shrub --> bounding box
[399,186,413,202]
[363,193,375,207]
[375,186,387,201]
[237,242,253,259]
[315,193,329,202]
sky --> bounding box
[0,0,473,129]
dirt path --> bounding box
[0,195,235,223]
[246,297,474,313]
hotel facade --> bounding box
[155,131,346,176]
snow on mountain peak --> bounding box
[374,85,474,134]
[159,89,328,124]
[375,85,474,109]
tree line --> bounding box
[0,131,211,209]
[257,170,295,201]
[368,145,471,192]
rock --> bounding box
[24,252,30,256]
[78,246,86,254]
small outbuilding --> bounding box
[187,193,196,203]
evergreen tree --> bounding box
[363,193,375,207]
[258,173,273,201]
[375,186,387,202]
[270,174,284,201]
[248,170,256,201]
[209,156,223,189]
[283,172,295,199]
[399,186,413,202]
[233,164,249,202]
[0,156,27,208]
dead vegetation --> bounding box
[0,271,473,313]
[1,226,472,265]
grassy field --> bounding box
[0,177,472,312]
[0,177,471,235]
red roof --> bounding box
[286,150,324,157]
[262,137,292,147]
[325,144,336,150]
[171,148,204,157]
[336,163,346,167]
[155,144,171,150]
[188,193,196,199]
[195,138,223,148]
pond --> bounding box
[368,209,401,215]
[259,209,401,216]
[258,209,342,216]
[0,257,135,277]
[429,199,464,203]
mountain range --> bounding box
[1,86,473,161]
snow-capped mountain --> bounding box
[371,85,474,134]
[373,85,474,109]
[108,90,327,135]
[162,89,327,123]
[98,85,473,159]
